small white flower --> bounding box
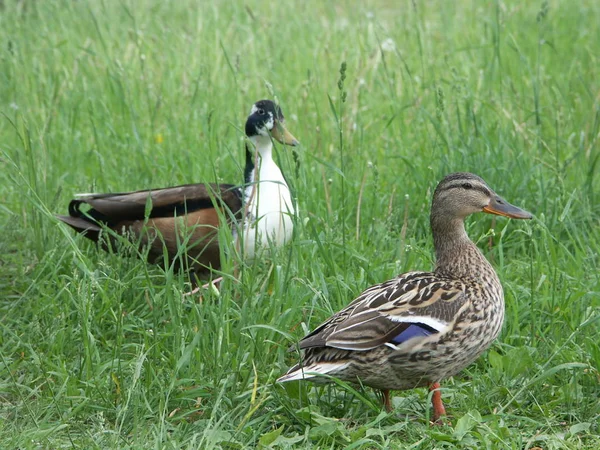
[381,38,396,52]
[9,102,18,110]
[367,161,373,168]
[366,11,374,19]
[291,114,298,121]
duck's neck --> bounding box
[430,215,497,282]
[247,135,278,181]
[252,135,274,162]
[244,135,289,204]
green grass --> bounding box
[1,0,599,448]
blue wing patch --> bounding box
[389,323,438,345]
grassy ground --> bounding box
[1,0,599,448]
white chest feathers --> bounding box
[240,152,295,260]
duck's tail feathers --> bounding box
[56,199,103,241]
[276,361,350,383]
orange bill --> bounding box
[483,195,532,219]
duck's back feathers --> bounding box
[297,272,468,352]
[67,183,242,223]
[278,272,471,385]
[56,183,243,275]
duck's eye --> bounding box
[462,183,473,190]
[258,108,265,115]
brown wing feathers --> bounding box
[59,184,242,227]
[296,273,467,352]
[299,309,414,351]
[56,183,244,274]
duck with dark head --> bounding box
[57,99,299,281]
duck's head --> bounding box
[432,172,533,221]
[245,99,299,149]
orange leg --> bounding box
[429,382,446,423]
[382,389,393,413]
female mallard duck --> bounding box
[57,100,299,279]
[278,173,532,422]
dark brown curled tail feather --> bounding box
[68,199,84,217]
[67,198,113,225]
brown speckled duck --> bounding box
[278,173,532,422]
[57,100,299,279]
